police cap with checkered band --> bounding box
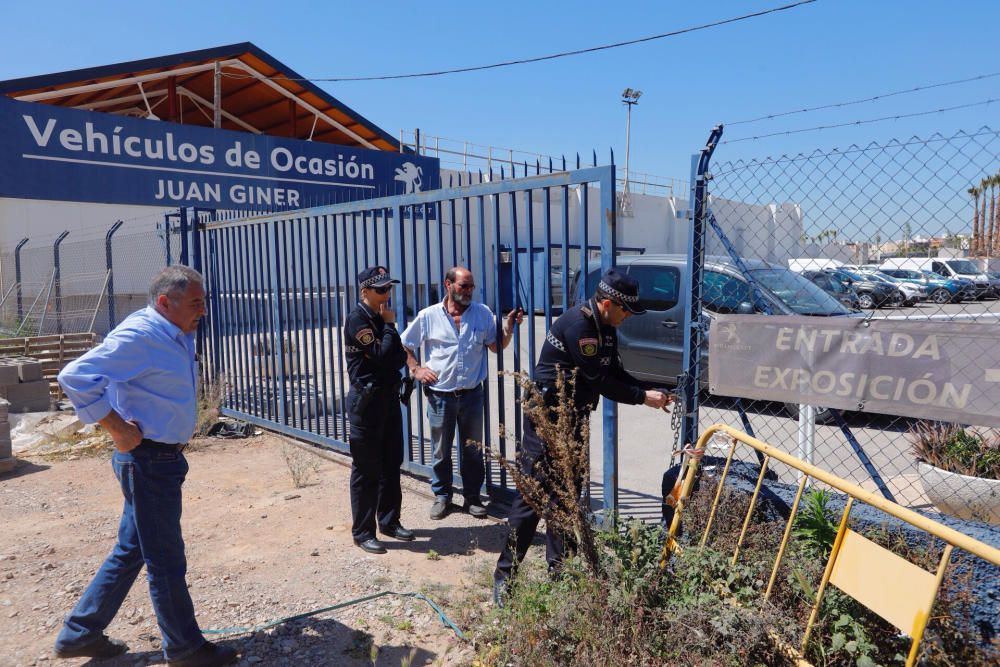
[357,265,400,289]
[597,268,646,314]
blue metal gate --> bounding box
[198,166,626,509]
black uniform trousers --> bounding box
[347,385,404,542]
[494,415,574,581]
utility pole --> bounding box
[619,88,642,217]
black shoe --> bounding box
[355,538,387,554]
[463,499,488,518]
[54,634,128,660]
[167,641,238,667]
[430,498,450,520]
[381,524,415,541]
[492,574,510,609]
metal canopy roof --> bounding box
[0,43,402,152]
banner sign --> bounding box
[0,96,440,209]
[708,314,1000,427]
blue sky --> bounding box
[1,0,997,186]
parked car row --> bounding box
[792,257,998,308]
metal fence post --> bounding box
[14,238,27,321]
[179,206,190,266]
[599,164,620,516]
[679,126,723,456]
[52,230,70,335]
[105,220,123,331]
[268,221,288,425]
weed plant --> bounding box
[477,410,1000,665]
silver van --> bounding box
[573,254,853,386]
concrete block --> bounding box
[0,457,14,474]
[0,363,19,386]
[6,381,51,412]
[0,437,10,460]
[0,398,8,422]
[17,361,43,383]
[0,423,9,442]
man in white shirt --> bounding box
[401,266,522,519]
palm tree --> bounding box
[969,186,981,255]
[992,172,1000,256]
[983,176,996,258]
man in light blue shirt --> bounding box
[401,266,522,519]
[53,266,237,667]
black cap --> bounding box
[597,268,646,314]
[357,265,399,289]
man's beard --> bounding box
[450,289,472,307]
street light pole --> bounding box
[620,88,642,216]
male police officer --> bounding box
[492,268,672,605]
[343,266,414,554]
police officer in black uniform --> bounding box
[344,266,415,554]
[492,268,673,604]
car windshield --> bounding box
[946,259,980,274]
[870,272,897,283]
[891,269,924,279]
[748,268,851,315]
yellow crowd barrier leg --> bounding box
[801,497,854,653]
[764,475,809,604]
[699,437,738,550]
[905,544,953,667]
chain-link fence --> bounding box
[693,126,1000,516]
[0,211,184,337]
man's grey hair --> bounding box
[148,265,204,305]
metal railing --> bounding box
[666,424,1000,667]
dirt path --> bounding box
[0,435,509,666]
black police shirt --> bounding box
[534,298,645,411]
[343,302,407,388]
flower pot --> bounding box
[918,462,1000,526]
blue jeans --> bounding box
[426,384,486,502]
[54,444,205,661]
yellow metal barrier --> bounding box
[662,423,1000,667]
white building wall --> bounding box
[1,171,806,319]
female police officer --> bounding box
[492,268,672,604]
[343,266,415,553]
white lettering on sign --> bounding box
[752,365,972,409]
[774,327,940,361]
[151,179,300,207]
[20,113,376,184]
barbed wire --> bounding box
[726,71,1000,126]
[722,98,999,144]
[711,127,1000,175]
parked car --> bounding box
[880,268,971,304]
[829,269,899,309]
[984,271,1000,298]
[861,270,927,306]
[571,254,856,423]
[881,257,993,299]
[801,270,861,310]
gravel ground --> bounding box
[0,434,510,666]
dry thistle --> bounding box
[487,368,600,572]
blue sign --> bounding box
[0,96,439,209]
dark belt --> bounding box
[426,384,481,398]
[138,438,187,452]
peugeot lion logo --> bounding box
[717,322,740,344]
[394,162,423,193]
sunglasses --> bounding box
[372,285,393,294]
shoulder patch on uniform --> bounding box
[356,328,375,345]
[580,306,592,316]
[579,337,599,356]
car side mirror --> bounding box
[844,278,853,286]
[736,302,754,315]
